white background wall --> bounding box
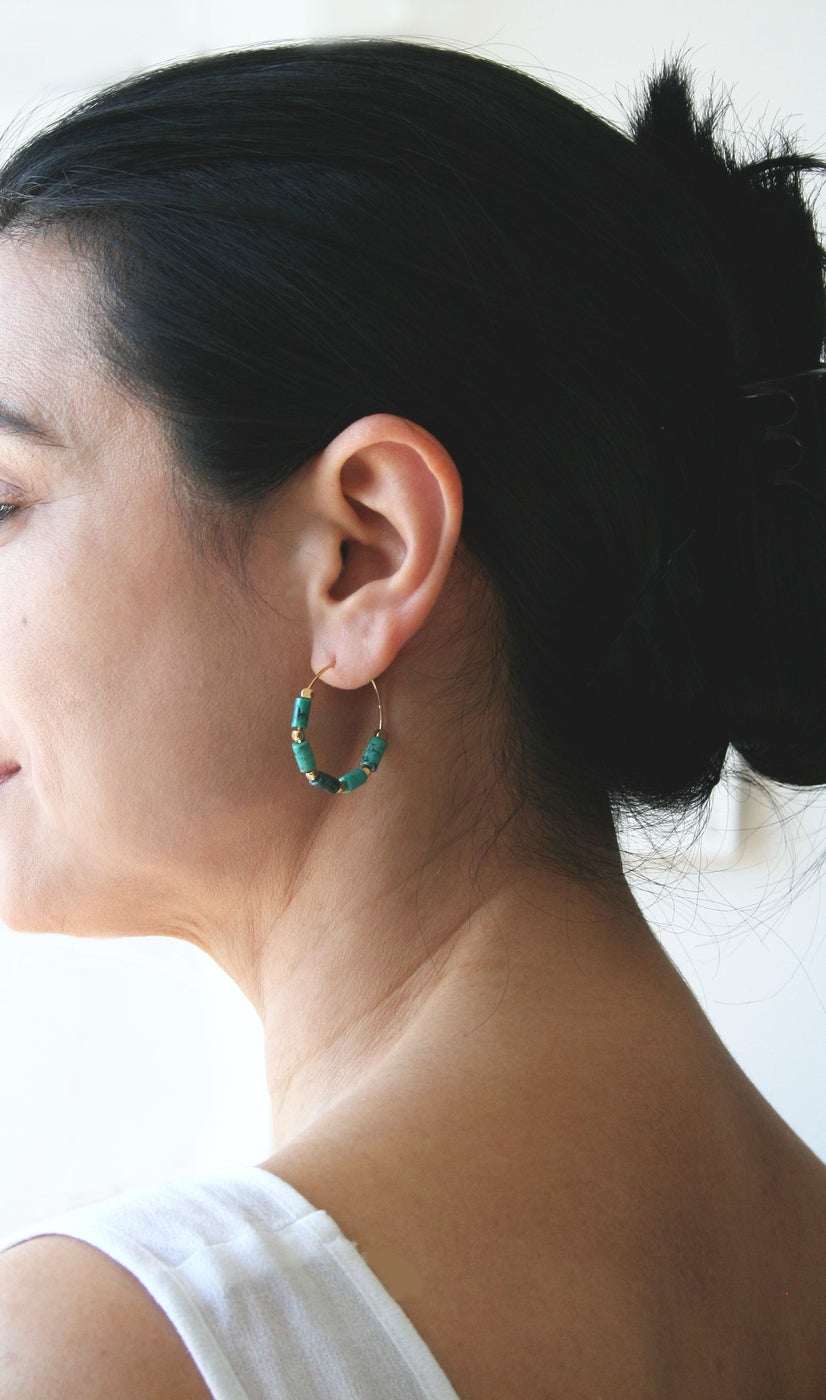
[1,0,825,1234]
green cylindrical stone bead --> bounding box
[361,735,387,772]
[338,767,369,793]
[292,740,317,773]
[309,770,340,793]
[291,695,312,729]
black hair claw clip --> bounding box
[739,366,826,500]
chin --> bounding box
[0,873,81,937]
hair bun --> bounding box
[623,58,826,791]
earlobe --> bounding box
[305,414,463,688]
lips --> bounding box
[0,762,20,779]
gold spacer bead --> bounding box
[360,765,372,777]
[300,687,313,699]
[291,728,305,743]
[304,769,318,783]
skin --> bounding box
[2,231,826,1397]
[0,230,646,1144]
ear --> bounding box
[300,414,463,688]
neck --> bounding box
[244,810,671,1151]
[185,598,673,1154]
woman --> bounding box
[0,36,824,1399]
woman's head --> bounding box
[0,224,474,940]
[1,38,824,908]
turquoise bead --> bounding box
[292,695,312,729]
[339,767,368,792]
[291,681,385,794]
[309,771,340,793]
[361,735,387,771]
[292,740,316,773]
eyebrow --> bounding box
[0,397,64,446]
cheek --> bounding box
[4,523,220,832]
[51,611,219,809]
[9,620,161,827]
[1,481,278,881]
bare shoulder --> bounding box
[0,1235,212,1400]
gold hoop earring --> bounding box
[290,664,387,793]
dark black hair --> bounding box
[1,39,824,878]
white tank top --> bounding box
[0,1164,461,1400]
